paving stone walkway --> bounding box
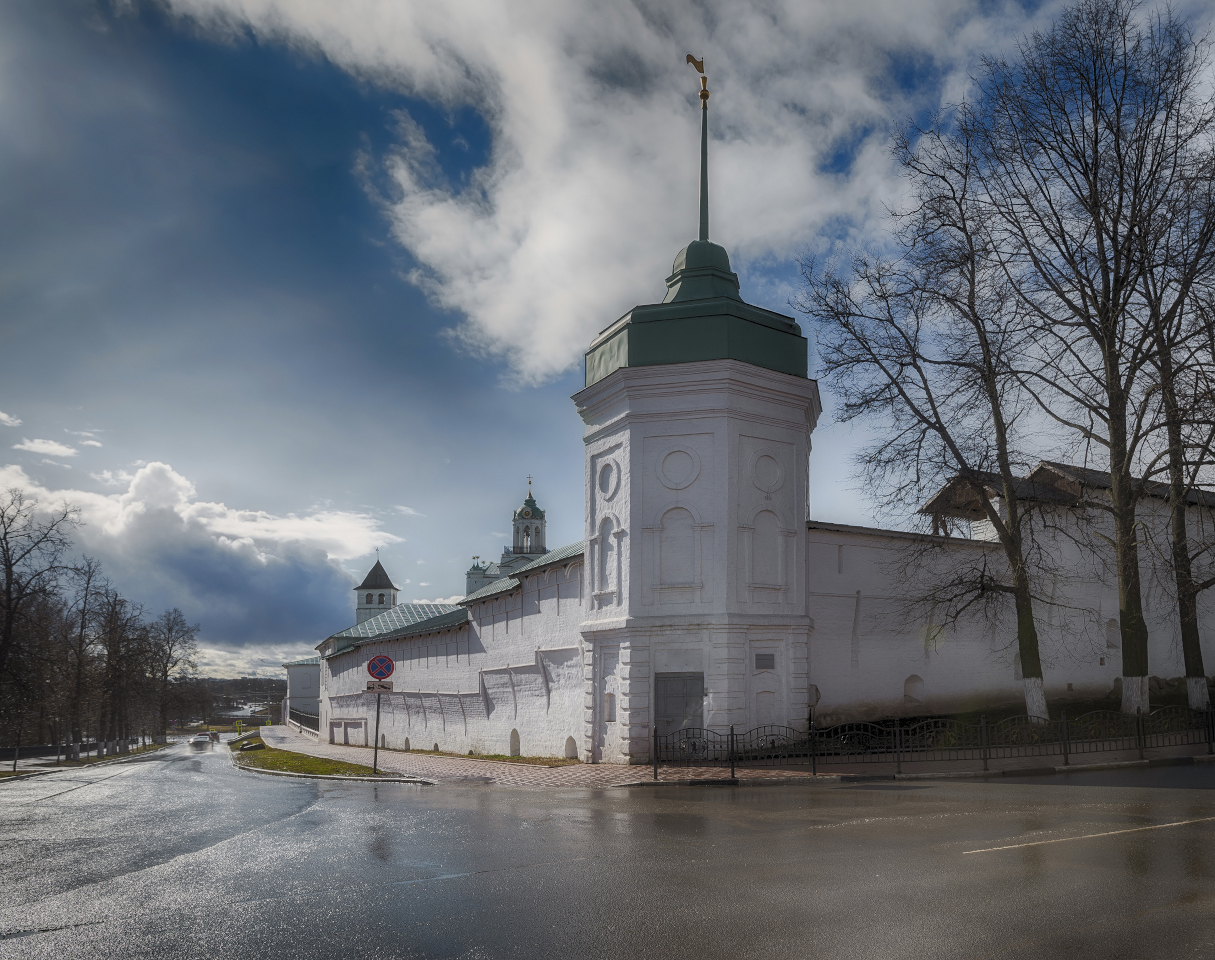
[258,725,836,787]
[258,724,1215,788]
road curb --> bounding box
[0,770,55,784]
[262,733,578,770]
[228,747,434,785]
[234,762,434,785]
[891,753,1215,781]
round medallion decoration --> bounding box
[658,446,701,490]
[751,453,784,497]
[522,508,532,518]
[598,461,620,500]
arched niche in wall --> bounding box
[591,513,622,607]
[738,504,795,604]
[641,501,714,606]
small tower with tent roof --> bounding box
[354,558,399,624]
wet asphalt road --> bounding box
[2,744,1214,959]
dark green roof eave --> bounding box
[584,304,807,387]
[460,576,520,604]
[322,608,471,660]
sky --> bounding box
[5,0,1204,676]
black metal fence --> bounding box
[289,708,320,732]
[652,706,1215,777]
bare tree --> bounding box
[63,558,104,742]
[798,112,1057,718]
[0,489,79,761]
[0,489,78,684]
[95,588,146,743]
[148,608,199,736]
[1140,291,1215,711]
[970,0,1215,713]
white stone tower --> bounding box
[573,57,821,763]
[354,559,399,624]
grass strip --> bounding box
[362,745,580,766]
[233,740,388,778]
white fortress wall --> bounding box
[806,512,1215,723]
[321,558,586,758]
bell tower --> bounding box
[574,55,821,763]
[511,478,547,558]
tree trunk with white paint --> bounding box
[1120,675,1150,716]
[1187,677,1211,712]
[1022,677,1048,722]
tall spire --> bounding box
[687,54,709,241]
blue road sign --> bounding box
[368,655,394,680]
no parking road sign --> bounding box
[367,655,394,679]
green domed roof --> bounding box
[513,493,545,521]
[662,240,742,303]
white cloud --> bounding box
[412,594,463,605]
[0,460,401,561]
[163,0,1049,383]
[80,440,103,447]
[91,469,134,486]
[40,459,71,469]
[394,505,423,516]
[418,582,430,586]
[0,411,21,427]
[14,437,77,457]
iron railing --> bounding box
[289,708,320,732]
[652,707,1215,777]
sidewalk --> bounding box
[259,725,1215,787]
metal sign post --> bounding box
[366,656,395,775]
[373,692,381,773]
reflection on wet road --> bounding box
[2,744,1214,959]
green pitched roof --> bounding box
[462,576,520,604]
[378,607,469,641]
[330,602,459,640]
[323,607,471,659]
[459,541,585,604]
[514,540,584,574]
[283,656,320,667]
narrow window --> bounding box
[365,593,373,605]
[604,692,617,723]
[378,593,385,605]
[755,653,775,670]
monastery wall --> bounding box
[806,515,1215,723]
[321,560,586,759]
